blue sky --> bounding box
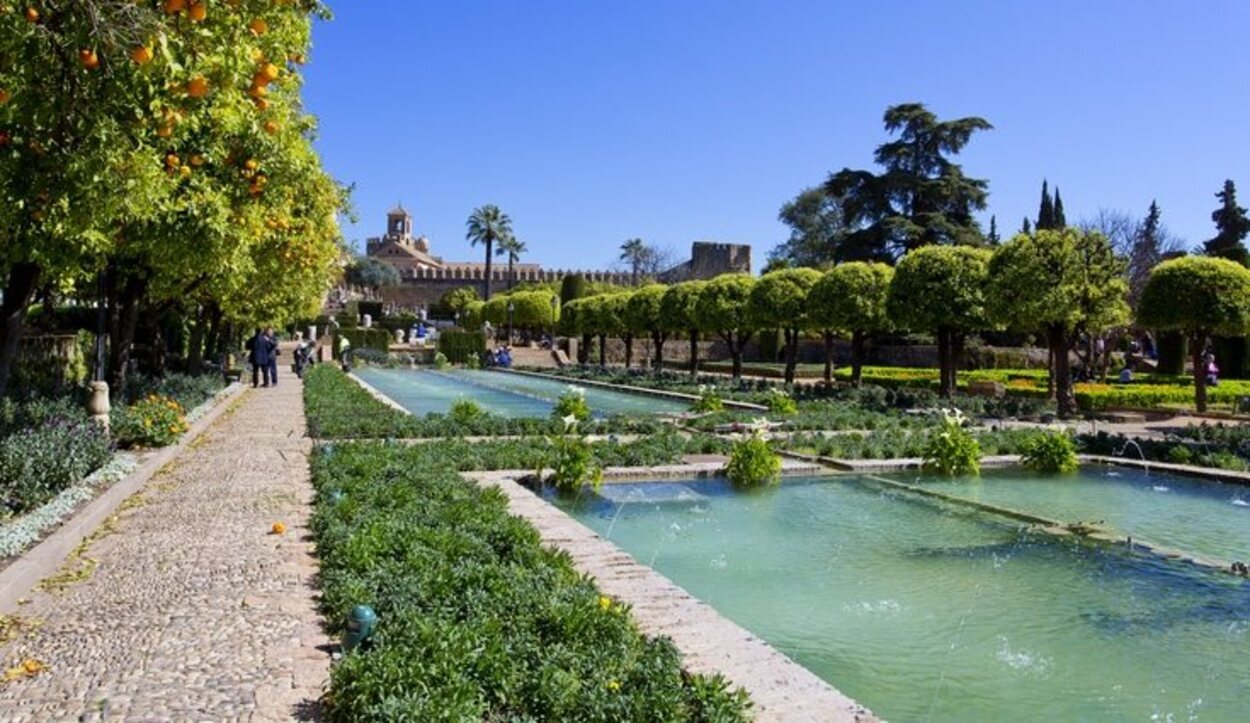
[303,1,1250,270]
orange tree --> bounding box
[0,1,340,393]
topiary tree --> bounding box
[694,274,757,379]
[749,268,822,384]
[660,280,707,376]
[888,245,991,397]
[987,229,1128,417]
[597,293,634,367]
[433,286,479,320]
[625,284,669,370]
[1138,256,1250,411]
[808,262,894,385]
[561,297,594,363]
[560,273,589,307]
[461,300,486,332]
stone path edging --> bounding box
[0,382,246,615]
[468,469,877,723]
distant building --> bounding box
[365,207,752,310]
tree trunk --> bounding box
[579,333,591,364]
[624,334,634,369]
[597,334,606,367]
[0,262,41,398]
[507,257,514,291]
[937,327,954,398]
[1192,332,1208,412]
[689,330,699,375]
[484,239,494,300]
[782,328,798,385]
[107,272,145,393]
[822,332,834,383]
[1046,346,1056,397]
[1049,325,1076,418]
[653,331,665,371]
[203,305,224,365]
[851,330,866,387]
[187,306,207,372]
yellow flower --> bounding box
[597,595,612,611]
[606,679,621,692]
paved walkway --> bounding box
[0,379,328,721]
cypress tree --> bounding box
[1053,187,1067,229]
[1204,180,1250,266]
[988,215,1000,245]
[1037,180,1055,230]
[1022,217,1032,234]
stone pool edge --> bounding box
[466,467,878,723]
[500,367,770,411]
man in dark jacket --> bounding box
[264,327,280,387]
[246,328,275,387]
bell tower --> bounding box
[386,203,413,244]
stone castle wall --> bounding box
[382,266,634,309]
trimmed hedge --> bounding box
[310,442,750,720]
[437,329,487,364]
[334,328,392,359]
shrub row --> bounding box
[436,329,487,365]
[303,365,666,439]
[334,328,393,358]
[309,441,750,721]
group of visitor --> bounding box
[486,346,513,368]
[245,328,281,388]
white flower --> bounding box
[562,414,579,431]
[750,417,770,431]
[566,385,586,398]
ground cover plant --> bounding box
[775,426,1050,461]
[0,397,110,517]
[304,365,663,439]
[310,441,751,721]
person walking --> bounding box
[246,328,273,387]
[264,327,280,387]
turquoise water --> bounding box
[353,367,688,418]
[909,467,1250,564]
[553,476,1250,721]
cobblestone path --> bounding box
[0,379,329,722]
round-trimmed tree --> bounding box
[888,245,991,397]
[694,274,757,379]
[809,262,894,385]
[660,280,707,375]
[749,268,822,384]
[987,229,1128,417]
[625,284,669,370]
[1138,256,1250,411]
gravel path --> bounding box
[0,379,329,722]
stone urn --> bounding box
[87,381,111,434]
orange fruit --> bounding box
[24,7,38,22]
[187,2,206,22]
[0,89,9,104]
[260,63,280,82]
[247,84,267,99]
[79,49,99,70]
[179,165,191,179]
[186,75,208,98]
[263,120,279,135]
[165,153,179,168]
[163,0,185,14]
[249,18,268,35]
[244,158,259,170]
[130,46,153,65]
[271,521,285,534]
[253,97,270,111]
[190,154,205,166]
[157,124,173,138]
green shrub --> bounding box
[1167,445,1194,465]
[765,388,797,415]
[543,426,602,495]
[112,394,189,449]
[449,399,485,425]
[552,386,591,423]
[334,328,391,358]
[1019,430,1078,473]
[0,414,110,516]
[691,386,725,413]
[432,351,450,369]
[922,410,981,476]
[309,443,749,720]
[437,330,487,364]
[724,433,781,488]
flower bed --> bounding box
[309,441,750,720]
[0,397,111,518]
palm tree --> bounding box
[466,204,513,300]
[497,235,528,291]
[619,238,648,286]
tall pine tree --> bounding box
[1128,200,1164,308]
[1053,187,1066,228]
[1204,180,1250,266]
[1037,180,1055,230]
